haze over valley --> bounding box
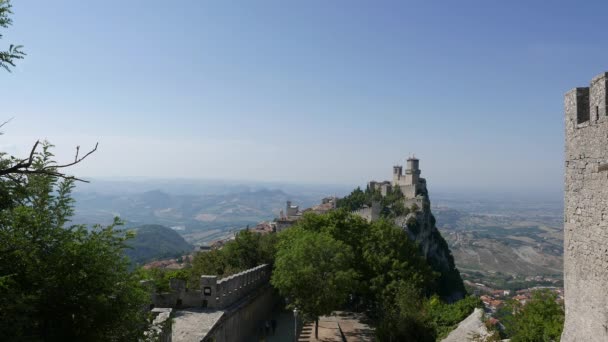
[72,178,564,289]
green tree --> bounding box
[0,0,25,72]
[0,142,151,341]
[362,219,435,314]
[336,187,370,211]
[376,282,436,342]
[271,228,357,338]
[498,289,564,342]
[188,230,278,288]
[425,295,483,339]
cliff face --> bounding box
[395,195,466,301]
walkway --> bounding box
[246,309,297,342]
[247,310,375,342]
[171,308,224,342]
[297,312,374,342]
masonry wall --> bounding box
[203,285,277,342]
[562,72,608,342]
[352,201,381,222]
[150,264,271,310]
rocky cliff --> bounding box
[395,195,466,301]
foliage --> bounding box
[361,219,435,314]
[271,227,357,335]
[497,289,564,342]
[336,186,371,211]
[0,0,25,72]
[0,142,150,341]
[135,268,189,293]
[425,295,483,340]
[375,282,437,341]
[377,293,481,341]
[272,211,442,338]
[185,229,278,288]
[336,185,410,219]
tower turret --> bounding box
[393,165,403,184]
[404,157,421,185]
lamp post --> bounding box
[293,307,298,342]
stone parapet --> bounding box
[148,264,271,310]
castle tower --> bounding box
[404,157,421,185]
[393,165,403,184]
[562,72,608,342]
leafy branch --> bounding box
[0,140,99,182]
[0,0,25,72]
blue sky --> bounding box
[2,0,607,193]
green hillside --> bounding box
[124,224,193,264]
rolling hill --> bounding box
[124,224,193,264]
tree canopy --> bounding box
[497,289,564,342]
[271,227,357,338]
[0,142,151,341]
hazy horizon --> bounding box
[4,1,605,193]
[72,176,564,202]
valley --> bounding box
[72,180,564,289]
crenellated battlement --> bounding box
[147,264,271,310]
[565,72,608,129]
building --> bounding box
[369,156,427,200]
[562,72,608,342]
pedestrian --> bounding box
[271,319,277,335]
[265,320,270,336]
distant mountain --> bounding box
[124,224,193,264]
[71,180,349,244]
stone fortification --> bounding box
[148,264,271,310]
[352,201,381,222]
[562,72,608,341]
[369,157,427,199]
[368,157,465,300]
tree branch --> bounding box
[0,141,98,182]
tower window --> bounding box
[596,106,599,121]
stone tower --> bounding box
[393,165,403,184]
[563,72,608,341]
[404,157,421,185]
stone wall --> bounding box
[150,264,271,310]
[352,201,381,222]
[203,285,277,342]
[562,72,608,342]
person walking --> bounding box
[271,319,277,335]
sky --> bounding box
[2,0,608,194]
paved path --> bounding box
[332,312,374,342]
[171,308,224,342]
[297,312,374,342]
[249,310,375,342]
[246,309,297,342]
[299,319,342,342]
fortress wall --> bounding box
[563,72,608,342]
[400,184,417,199]
[352,202,381,222]
[404,197,424,210]
[149,264,271,310]
[203,264,271,309]
[204,285,277,342]
[152,293,178,308]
